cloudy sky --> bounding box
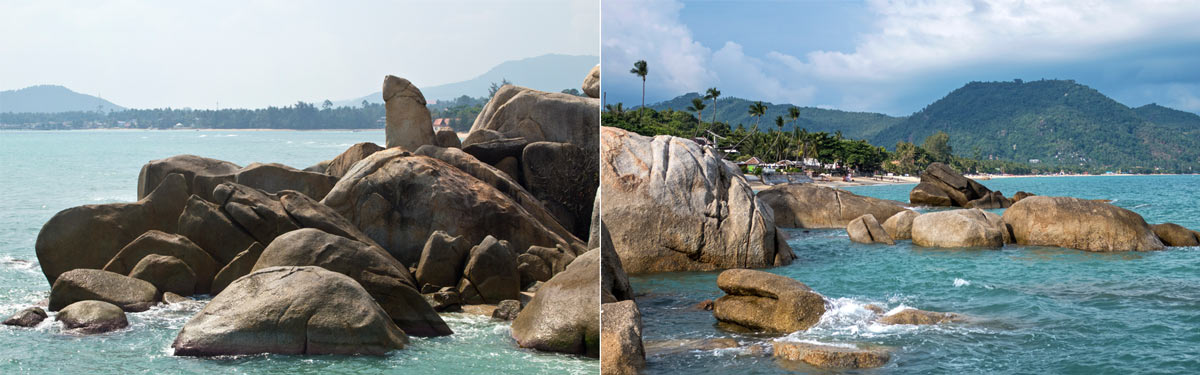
[602,0,1200,115]
[0,0,598,109]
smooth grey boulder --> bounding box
[912,209,1005,248]
[253,228,451,337]
[210,242,264,296]
[56,300,128,334]
[172,266,408,356]
[36,173,188,285]
[177,195,258,265]
[325,142,385,178]
[712,269,826,333]
[458,236,520,305]
[759,184,908,228]
[466,85,599,159]
[49,269,160,312]
[512,248,601,357]
[3,307,47,327]
[226,162,339,201]
[212,183,300,246]
[1152,223,1200,247]
[600,127,793,273]
[846,214,895,245]
[137,154,241,200]
[882,209,919,240]
[102,230,217,294]
[129,254,196,297]
[1004,196,1164,252]
[383,75,435,151]
[414,231,471,289]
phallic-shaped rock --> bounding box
[210,242,264,295]
[3,307,47,327]
[177,195,258,265]
[911,209,1005,248]
[600,300,645,375]
[1151,223,1200,247]
[102,230,217,294]
[325,142,385,178]
[712,269,826,333]
[512,248,601,357]
[36,173,188,285]
[137,154,241,200]
[879,308,964,325]
[414,231,472,289]
[56,300,129,334]
[759,184,908,229]
[458,236,520,305]
[846,214,894,245]
[320,149,579,266]
[582,64,600,98]
[383,75,435,151]
[172,266,408,356]
[882,210,919,240]
[129,254,197,297]
[49,269,160,312]
[253,228,451,337]
[772,341,889,369]
[601,127,793,273]
[1003,196,1164,252]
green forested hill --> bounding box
[649,93,903,140]
[869,80,1200,172]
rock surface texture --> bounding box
[383,75,435,151]
[49,269,160,312]
[712,269,826,333]
[909,163,996,207]
[911,209,1006,248]
[1003,196,1164,252]
[760,184,908,229]
[511,249,601,357]
[773,341,889,369]
[846,214,895,245]
[56,300,129,334]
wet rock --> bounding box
[512,248,601,357]
[863,304,887,315]
[643,338,738,357]
[324,142,385,178]
[36,173,188,285]
[846,214,894,245]
[882,210,919,240]
[691,299,715,311]
[163,292,191,304]
[1151,223,1200,247]
[772,341,889,369]
[101,230,217,294]
[491,299,522,321]
[911,209,1005,248]
[253,228,450,337]
[210,242,264,295]
[600,300,645,374]
[383,75,435,151]
[129,254,197,297]
[2,307,47,327]
[601,127,792,273]
[712,269,826,333]
[458,236,520,305]
[1004,196,1164,252]
[760,184,908,229]
[56,300,129,334]
[172,266,408,356]
[879,308,964,325]
[49,269,159,312]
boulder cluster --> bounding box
[10,68,603,359]
[908,162,1027,209]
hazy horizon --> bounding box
[0,0,599,110]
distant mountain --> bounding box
[649,93,904,140]
[0,85,125,113]
[871,80,1200,170]
[335,54,598,107]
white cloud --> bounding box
[601,0,714,105]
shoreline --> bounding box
[750,172,1196,191]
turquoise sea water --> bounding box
[0,130,597,374]
[634,176,1200,374]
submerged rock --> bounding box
[879,308,964,325]
[1003,196,1164,252]
[772,341,889,369]
[56,300,129,334]
[1151,223,1200,247]
[49,269,159,312]
[846,214,894,245]
[712,269,826,333]
[3,307,47,327]
[172,266,408,356]
[600,127,792,273]
[383,75,435,151]
[760,184,908,229]
[642,338,738,357]
[911,209,1005,248]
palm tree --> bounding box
[705,87,721,124]
[630,60,648,121]
[773,115,785,162]
[788,107,800,129]
[687,98,707,137]
[747,101,767,133]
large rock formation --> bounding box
[56,300,129,334]
[320,149,581,266]
[457,236,520,305]
[101,230,217,295]
[252,228,451,337]
[911,209,1006,248]
[36,173,188,285]
[1151,223,1200,247]
[172,266,408,356]
[512,248,601,357]
[383,75,435,151]
[213,163,340,201]
[846,214,895,245]
[325,142,385,178]
[759,184,908,229]
[582,64,600,98]
[49,269,160,312]
[909,163,1000,207]
[600,127,793,273]
[467,85,599,158]
[882,209,919,240]
[1003,196,1164,252]
[521,141,598,239]
[137,155,241,200]
[177,195,258,265]
[712,269,826,333]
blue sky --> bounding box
[602,0,1200,115]
[0,0,598,109]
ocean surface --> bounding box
[0,130,597,374]
[634,176,1200,374]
